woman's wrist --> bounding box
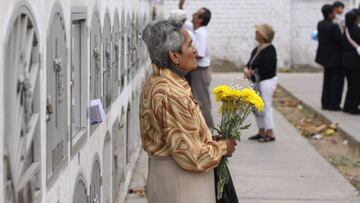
[217,140,228,156]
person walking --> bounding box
[245,24,277,142]
[343,9,360,114]
[140,20,237,203]
[315,4,344,111]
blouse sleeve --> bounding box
[246,47,257,68]
[161,91,228,173]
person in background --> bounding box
[343,9,360,114]
[333,1,346,33]
[245,24,277,142]
[140,20,237,203]
[189,7,214,129]
[315,4,344,111]
[178,0,215,130]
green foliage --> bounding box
[215,105,253,199]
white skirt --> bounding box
[147,156,216,203]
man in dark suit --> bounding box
[343,9,360,114]
[315,4,344,111]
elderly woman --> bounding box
[139,20,236,203]
[244,24,277,142]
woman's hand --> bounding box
[244,67,252,79]
[213,134,237,156]
[223,139,237,157]
[213,134,223,141]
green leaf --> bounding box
[240,123,251,130]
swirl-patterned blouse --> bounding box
[139,66,227,173]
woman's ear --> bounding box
[168,51,180,65]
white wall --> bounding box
[162,0,354,69]
[0,0,152,203]
[0,1,4,200]
[352,0,360,7]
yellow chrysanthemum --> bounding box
[212,85,232,101]
[238,88,254,99]
[212,84,264,200]
[241,88,264,111]
[213,86,264,111]
[231,89,244,100]
[212,85,231,95]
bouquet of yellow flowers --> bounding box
[212,83,264,200]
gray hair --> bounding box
[142,20,184,68]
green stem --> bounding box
[216,157,229,200]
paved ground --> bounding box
[126,73,360,203]
[277,73,360,147]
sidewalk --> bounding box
[277,73,360,148]
[126,73,359,203]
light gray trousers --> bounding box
[189,67,214,129]
[253,76,278,130]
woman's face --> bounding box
[255,31,263,43]
[172,29,198,73]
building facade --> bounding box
[2,0,360,203]
[161,0,360,69]
[0,0,153,202]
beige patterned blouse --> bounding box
[139,65,227,173]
